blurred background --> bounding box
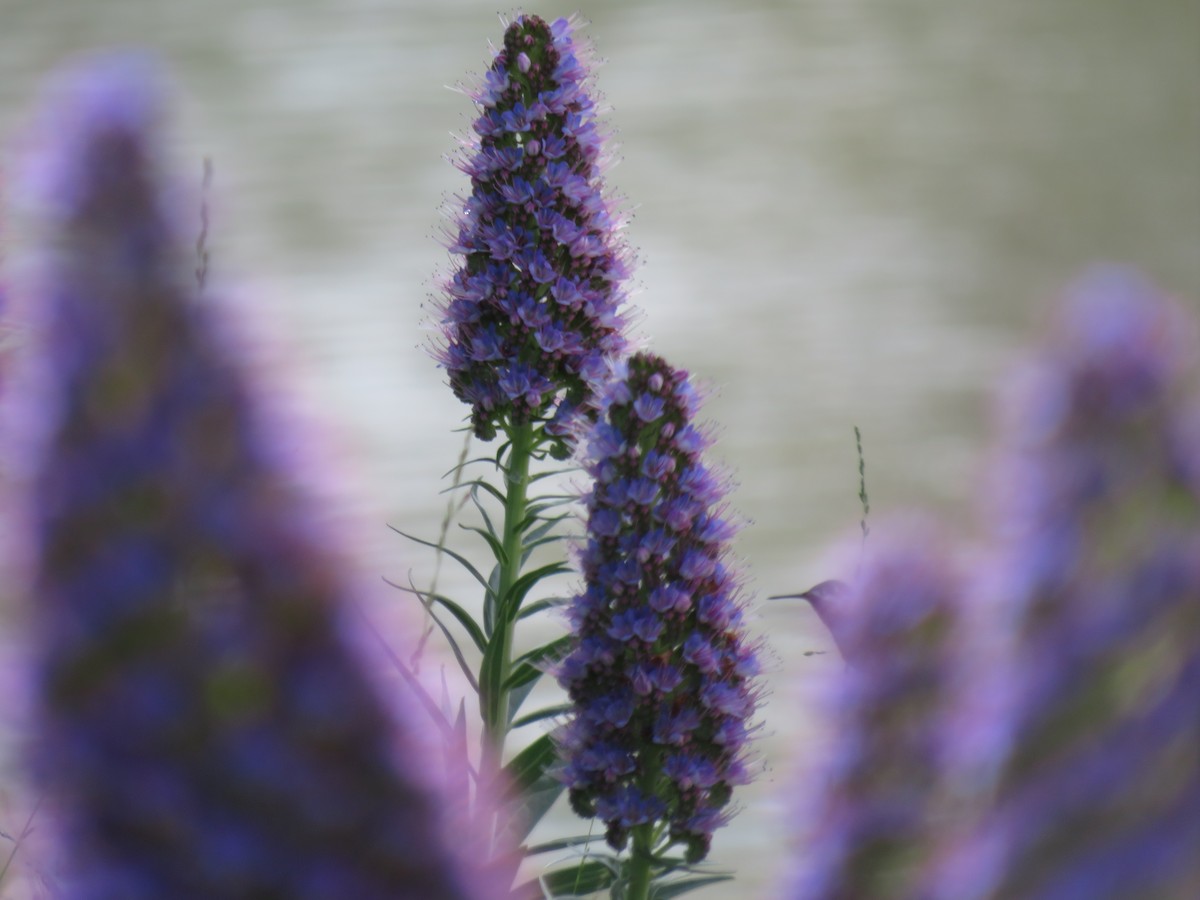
[2,0,1198,895]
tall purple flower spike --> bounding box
[780,525,963,899]
[432,13,632,457]
[10,56,503,900]
[554,352,759,863]
[930,267,1200,900]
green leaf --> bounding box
[505,771,565,843]
[383,579,486,653]
[503,733,557,796]
[519,597,569,619]
[468,483,500,540]
[439,455,498,480]
[649,875,734,899]
[519,505,573,536]
[529,468,572,484]
[429,593,487,653]
[479,616,509,732]
[503,562,571,620]
[457,476,506,504]
[522,532,570,555]
[524,834,599,856]
[540,860,618,897]
[503,663,544,693]
[484,563,502,638]
[446,699,470,807]
[521,507,571,537]
[507,675,538,724]
[511,702,572,728]
[505,634,572,691]
[514,634,572,670]
[494,438,511,469]
[459,523,508,567]
[421,605,480,693]
[388,526,494,599]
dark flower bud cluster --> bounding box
[432,14,631,456]
[9,56,500,900]
[932,268,1200,900]
[781,526,963,900]
[554,352,759,863]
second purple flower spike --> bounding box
[555,352,759,875]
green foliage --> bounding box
[396,419,581,892]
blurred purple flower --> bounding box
[931,267,1200,900]
[431,13,632,456]
[780,524,964,900]
[554,352,759,862]
[8,55,503,900]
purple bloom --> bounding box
[653,707,702,747]
[431,14,632,455]
[555,353,759,862]
[9,55,502,900]
[633,393,664,423]
[594,786,666,831]
[663,754,721,790]
[606,608,663,645]
[648,584,691,615]
[929,268,1200,900]
[626,477,660,507]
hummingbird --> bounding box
[769,579,851,659]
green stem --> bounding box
[627,748,661,900]
[627,823,654,900]
[483,420,533,757]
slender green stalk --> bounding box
[483,420,533,756]
[854,425,870,548]
[626,748,661,900]
[411,430,472,672]
[854,424,870,577]
[626,824,654,900]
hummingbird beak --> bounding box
[767,591,818,602]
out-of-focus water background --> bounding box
[1,0,1198,895]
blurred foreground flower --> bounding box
[931,268,1200,900]
[7,55,502,900]
[780,525,964,899]
[555,351,759,891]
[431,13,631,456]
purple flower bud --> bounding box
[663,754,721,790]
[654,707,702,746]
[626,477,660,507]
[9,55,503,900]
[556,352,759,861]
[649,583,691,615]
[432,14,631,454]
[633,393,665,422]
[594,786,665,829]
[682,634,721,674]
